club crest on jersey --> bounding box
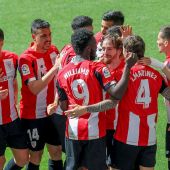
[21,64,30,75]
[102,67,111,78]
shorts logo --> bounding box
[31,141,37,148]
[21,64,30,75]
[102,67,111,78]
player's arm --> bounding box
[160,80,170,123]
[47,92,59,116]
[107,52,137,100]
[65,98,118,118]
[56,80,69,111]
[149,58,170,80]
[65,53,137,118]
[139,57,170,80]
[28,62,59,95]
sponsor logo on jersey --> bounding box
[102,67,111,78]
[21,64,30,75]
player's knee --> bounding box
[29,150,43,165]
[0,156,6,170]
[48,145,62,160]
[15,153,29,167]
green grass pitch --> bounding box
[1,0,170,169]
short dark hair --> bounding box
[31,19,50,34]
[71,28,94,55]
[160,25,170,40]
[106,26,122,37]
[123,35,145,59]
[0,28,4,40]
[102,11,124,25]
[71,16,93,31]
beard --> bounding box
[103,56,113,64]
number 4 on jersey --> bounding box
[136,79,151,109]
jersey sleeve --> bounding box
[56,79,68,101]
[95,32,103,44]
[12,53,18,78]
[60,44,75,68]
[94,62,116,91]
[19,55,36,84]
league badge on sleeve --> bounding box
[102,67,111,78]
[21,64,30,75]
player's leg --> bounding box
[0,155,6,170]
[46,115,63,170]
[28,149,43,167]
[5,148,28,170]
[139,167,154,170]
[3,118,29,170]
[47,144,63,170]
[65,138,83,170]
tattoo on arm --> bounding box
[86,99,118,113]
[161,87,170,101]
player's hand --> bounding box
[65,104,87,118]
[120,25,132,40]
[0,87,8,100]
[125,52,138,69]
[53,54,62,73]
[138,57,151,65]
[47,102,58,116]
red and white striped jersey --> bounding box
[57,57,116,140]
[95,32,103,59]
[95,32,103,45]
[60,44,76,68]
[114,64,167,146]
[19,43,59,119]
[0,50,18,125]
[105,60,125,130]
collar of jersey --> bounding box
[71,55,85,64]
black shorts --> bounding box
[106,129,115,166]
[0,118,28,156]
[21,116,61,151]
[65,137,106,170]
[166,123,170,158]
[50,113,66,152]
[112,139,156,170]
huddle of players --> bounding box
[1,10,170,170]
